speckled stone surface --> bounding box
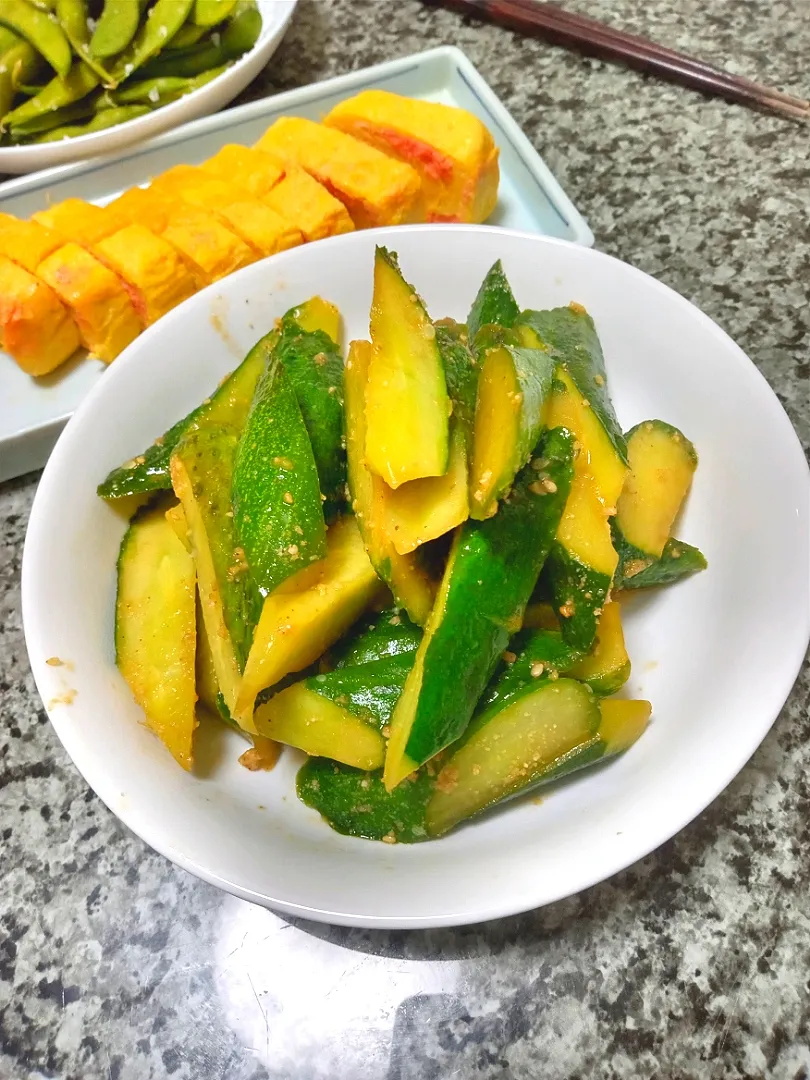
[2,1,809,1077]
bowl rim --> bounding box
[0,0,298,167]
[21,224,810,927]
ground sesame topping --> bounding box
[559,599,576,618]
[530,661,545,678]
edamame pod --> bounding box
[193,0,238,27]
[90,0,142,60]
[168,23,209,50]
[140,2,259,78]
[9,98,95,136]
[108,0,194,85]
[3,60,97,127]
[0,0,72,77]
[55,0,114,84]
[55,0,88,43]
[110,64,227,105]
[0,40,42,118]
[34,103,149,141]
[0,26,20,54]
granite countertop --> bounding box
[2,1,809,1077]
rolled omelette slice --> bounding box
[0,217,64,273]
[32,198,129,246]
[107,186,257,288]
[324,90,499,224]
[95,223,197,325]
[256,116,422,229]
[263,165,355,242]
[0,256,80,376]
[37,243,141,364]
[151,165,303,258]
[201,143,286,198]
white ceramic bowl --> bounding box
[22,226,810,928]
[0,0,297,175]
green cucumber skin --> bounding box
[297,759,434,843]
[520,307,628,465]
[540,541,612,653]
[175,424,263,671]
[435,321,479,456]
[404,426,576,765]
[479,628,583,712]
[613,527,707,589]
[275,318,346,519]
[331,608,422,668]
[306,653,415,731]
[172,338,268,670]
[97,344,264,499]
[467,259,520,343]
[232,349,327,597]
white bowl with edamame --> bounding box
[0,0,297,175]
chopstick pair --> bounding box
[425,0,809,121]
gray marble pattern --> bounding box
[1,1,809,1077]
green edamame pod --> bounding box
[55,0,114,84]
[168,23,209,50]
[0,39,42,118]
[0,26,20,54]
[110,64,227,104]
[34,103,149,141]
[108,0,194,85]
[56,0,88,43]
[3,60,97,127]
[140,2,259,78]
[0,0,71,77]
[222,1,261,56]
[9,97,96,136]
[89,0,142,60]
[193,0,238,27]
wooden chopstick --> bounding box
[425,0,809,121]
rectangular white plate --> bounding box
[0,44,593,483]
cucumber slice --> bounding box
[169,336,268,718]
[234,516,384,726]
[232,348,327,597]
[466,259,519,344]
[546,366,628,509]
[295,688,650,842]
[567,600,630,695]
[612,420,705,589]
[436,320,478,457]
[277,299,346,518]
[330,607,421,667]
[116,504,197,770]
[297,759,435,844]
[520,304,628,467]
[385,421,469,554]
[543,469,618,652]
[614,534,707,590]
[425,685,650,837]
[365,247,450,487]
[468,323,555,520]
[255,683,386,771]
[384,426,576,790]
[345,337,434,625]
[617,420,697,557]
[99,339,261,500]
